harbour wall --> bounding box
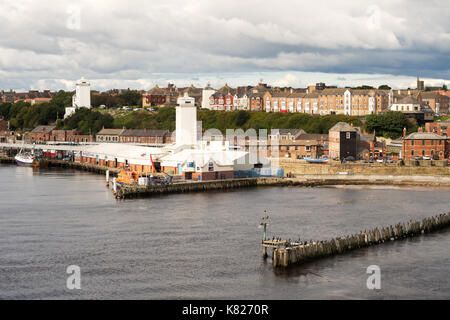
[270,212,450,268]
[115,175,450,199]
[0,155,120,176]
[279,159,450,176]
[115,178,268,199]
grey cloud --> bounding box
[0,0,448,90]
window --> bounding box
[411,140,414,146]
[422,140,425,145]
[346,132,350,139]
[411,150,414,155]
[422,150,425,156]
[208,162,214,172]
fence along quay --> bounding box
[262,212,450,268]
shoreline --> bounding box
[0,155,120,176]
[115,175,450,199]
[2,155,450,199]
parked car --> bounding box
[422,156,432,160]
[413,156,423,160]
[122,106,132,110]
[344,156,355,162]
[369,158,374,163]
[386,157,394,163]
[376,158,384,163]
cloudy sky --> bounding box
[0,0,449,91]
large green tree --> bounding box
[364,111,413,139]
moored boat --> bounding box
[304,157,328,164]
[116,168,139,186]
[14,148,38,166]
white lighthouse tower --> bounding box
[201,83,216,110]
[176,92,197,146]
[64,77,92,119]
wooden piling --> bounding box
[263,212,450,268]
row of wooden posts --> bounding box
[263,212,450,268]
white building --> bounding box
[201,84,216,109]
[160,93,260,180]
[64,77,92,119]
[176,92,198,147]
[391,96,421,112]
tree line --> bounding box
[0,90,416,138]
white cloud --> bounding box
[0,0,448,90]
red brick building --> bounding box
[118,129,172,144]
[425,120,450,137]
[402,128,448,160]
[29,126,94,143]
[29,125,56,143]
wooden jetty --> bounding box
[263,212,450,268]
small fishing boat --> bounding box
[304,157,328,164]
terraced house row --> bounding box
[140,80,448,117]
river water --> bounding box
[0,164,449,299]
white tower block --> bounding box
[176,92,197,146]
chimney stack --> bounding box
[403,127,407,138]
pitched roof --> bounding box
[319,88,348,95]
[403,132,446,140]
[287,92,306,98]
[31,125,56,133]
[96,128,125,136]
[304,92,319,98]
[329,122,357,132]
[273,129,306,136]
[119,129,170,137]
[421,92,448,100]
[147,85,167,95]
[296,133,329,141]
[395,95,421,105]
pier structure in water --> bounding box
[262,212,450,268]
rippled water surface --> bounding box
[0,165,449,299]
